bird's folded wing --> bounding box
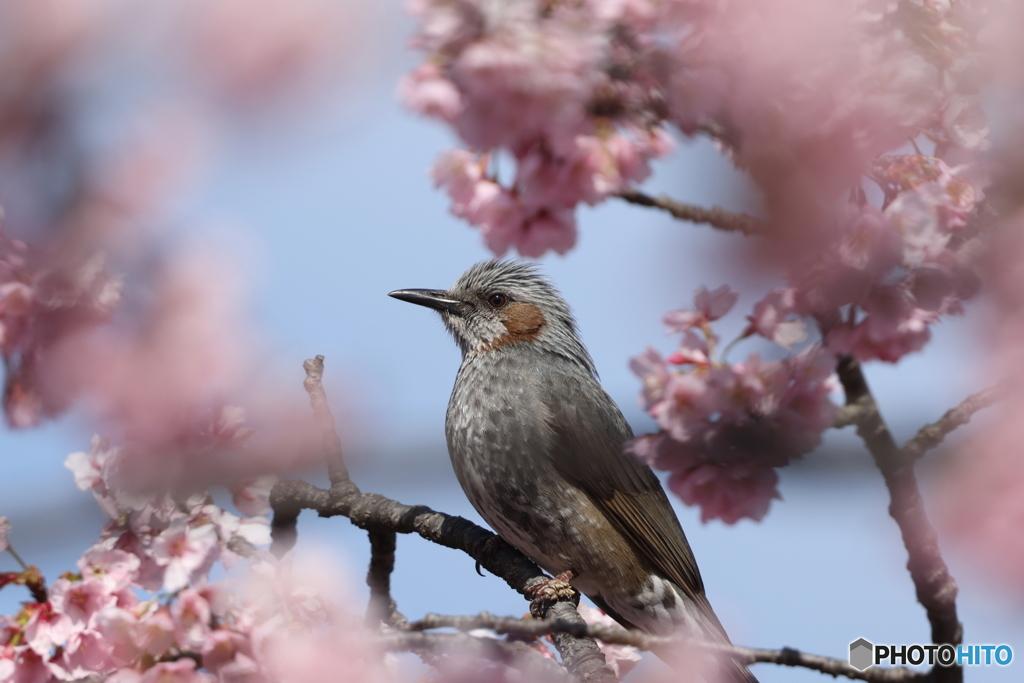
[543,372,713,614]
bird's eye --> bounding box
[487,293,508,308]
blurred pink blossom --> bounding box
[744,288,807,349]
[671,462,780,525]
[185,0,360,103]
[139,658,212,683]
[576,604,641,678]
[664,285,738,335]
[404,0,985,257]
[630,289,837,523]
[398,63,463,123]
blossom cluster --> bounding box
[0,234,122,428]
[403,0,985,257]
[0,439,278,683]
[0,419,414,683]
[792,157,985,364]
[401,0,677,256]
[627,287,838,524]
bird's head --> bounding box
[389,260,596,373]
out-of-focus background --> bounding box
[0,2,1020,681]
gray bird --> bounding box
[390,260,757,683]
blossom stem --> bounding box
[719,331,751,364]
[5,546,28,571]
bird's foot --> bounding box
[525,570,579,616]
[474,535,514,577]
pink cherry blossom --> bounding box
[629,296,837,523]
[514,210,578,258]
[54,629,115,680]
[666,331,711,367]
[664,285,738,334]
[92,608,141,666]
[200,630,251,673]
[134,609,177,657]
[151,522,219,593]
[670,463,781,525]
[230,476,276,518]
[404,0,677,256]
[630,347,671,411]
[826,288,936,363]
[398,63,463,123]
[64,436,108,491]
[139,658,211,683]
[171,589,213,650]
[7,646,50,683]
[694,285,739,323]
[0,238,122,428]
[49,578,116,626]
[745,288,807,349]
[77,548,140,592]
[185,0,357,104]
[21,602,72,656]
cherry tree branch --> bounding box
[836,356,962,683]
[617,190,762,235]
[270,356,618,683]
[900,382,1007,461]
[404,612,929,682]
[365,529,404,628]
[378,631,575,683]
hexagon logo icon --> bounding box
[849,638,874,671]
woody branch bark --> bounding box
[365,528,403,628]
[270,356,617,683]
[401,612,928,683]
[378,631,574,683]
[836,356,962,683]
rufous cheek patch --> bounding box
[501,302,545,338]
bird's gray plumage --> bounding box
[390,261,757,683]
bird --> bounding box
[389,260,757,683]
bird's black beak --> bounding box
[389,289,466,316]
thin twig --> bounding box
[378,631,575,683]
[617,190,762,235]
[302,356,351,488]
[901,382,1008,460]
[5,546,28,572]
[836,356,962,683]
[405,612,927,683]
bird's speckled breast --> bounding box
[447,349,568,570]
[445,348,645,593]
